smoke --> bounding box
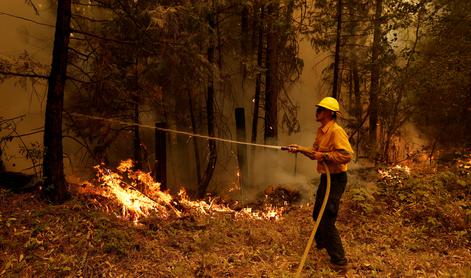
[248,148,316,201]
[0,1,54,173]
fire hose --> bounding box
[281,147,331,276]
[294,160,330,277]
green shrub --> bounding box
[377,167,470,232]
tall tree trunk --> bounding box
[346,0,362,159]
[346,0,361,121]
[368,0,383,157]
[251,4,264,144]
[42,0,72,203]
[332,0,343,99]
[264,1,279,144]
[198,5,218,198]
[133,57,142,170]
[348,70,353,111]
[188,90,202,184]
[352,57,361,122]
[133,100,142,169]
[251,1,259,52]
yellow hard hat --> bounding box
[316,97,340,112]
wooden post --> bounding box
[235,108,248,189]
[155,123,167,191]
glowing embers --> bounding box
[91,159,285,223]
[378,165,411,180]
[456,153,471,175]
[240,205,285,221]
[377,164,411,188]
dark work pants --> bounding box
[312,172,347,265]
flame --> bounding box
[88,160,285,223]
[228,170,241,193]
[378,165,412,189]
[239,205,285,221]
[457,154,471,170]
[94,161,175,221]
[116,159,134,172]
[394,165,410,175]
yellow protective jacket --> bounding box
[313,120,354,174]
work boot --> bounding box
[315,244,325,250]
[329,262,352,273]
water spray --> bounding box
[70,112,296,151]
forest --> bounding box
[0,0,470,276]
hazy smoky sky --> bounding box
[0,1,54,172]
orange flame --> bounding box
[94,160,178,221]
[91,160,285,223]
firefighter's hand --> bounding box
[287,144,300,153]
[313,151,324,160]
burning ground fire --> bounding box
[377,164,412,187]
[80,159,284,223]
[378,165,411,179]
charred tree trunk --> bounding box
[133,100,142,170]
[188,90,202,184]
[368,0,383,157]
[348,70,353,111]
[235,108,248,189]
[198,6,218,198]
[332,0,343,99]
[133,58,142,170]
[264,1,279,144]
[251,1,259,52]
[352,57,362,159]
[155,122,167,190]
[352,57,361,123]
[42,0,72,203]
[251,4,264,144]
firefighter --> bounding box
[287,97,353,271]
